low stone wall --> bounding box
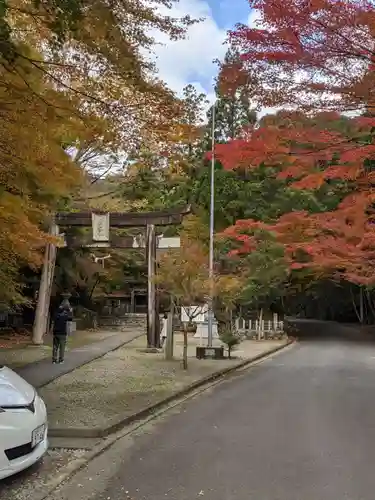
[98,313,147,329]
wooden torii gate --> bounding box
[32,206,190,347]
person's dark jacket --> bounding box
[53,307,73,336]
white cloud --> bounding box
[247,9,263,29]
[148,0,227,107]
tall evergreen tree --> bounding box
[206,48,258,147]
[180,84,209,162]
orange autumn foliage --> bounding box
[0,51,81,302]
[6,0,198,153]
[157,216,244,310]
[157,241,209,308]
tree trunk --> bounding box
[32,221,58,345]
[165,308,174,361]
[257,308,263,341]
[350,286,362,323]
[366,289,375,324]
[213,298,231,335]
[88,277,100,301]
[182,324,188,370]
[155,307,161,348]
[359,286,364,324]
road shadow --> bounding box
[286,318,375,344]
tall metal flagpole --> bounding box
[207,101,216,348]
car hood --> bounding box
[0,366,35,406]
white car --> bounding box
[0,365,48,480]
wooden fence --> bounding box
[235,314,285,340]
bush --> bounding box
[219,328,242,359]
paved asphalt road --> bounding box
[48,339,375,500]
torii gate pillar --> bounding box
[146,223,157,347]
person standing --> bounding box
[160,313,168,348]
[52,303,73,364]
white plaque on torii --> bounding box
[92,213,110,242]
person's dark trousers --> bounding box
[52,335,67,363]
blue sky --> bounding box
[151,0,252,106]
[207,0,250,29]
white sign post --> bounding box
[181,305,207,324]
[132,235,181,250]
[178,304,219,340]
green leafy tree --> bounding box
[219,228,288,309]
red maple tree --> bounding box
[214,1,375,285]
[214,111,375,285]
[222,0,375,114]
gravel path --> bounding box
[40,336,283,431]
